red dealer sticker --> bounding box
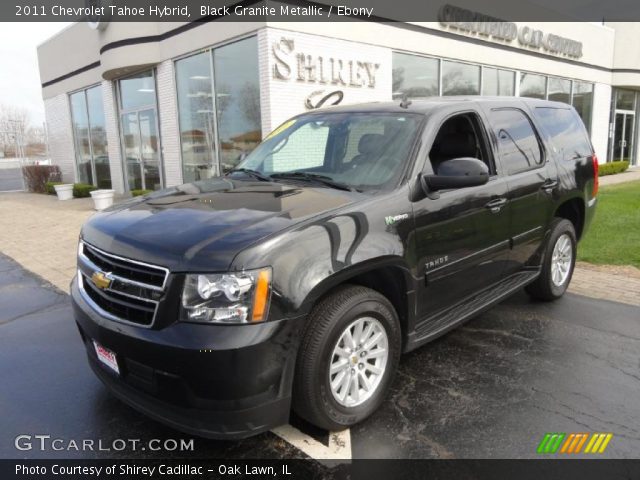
[93,340,120,375]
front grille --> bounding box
[82,243,165,289]
[77,241,169,327]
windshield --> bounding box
[233,112,422,191]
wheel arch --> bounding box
[299,257,415,346]
[554,196,586,240]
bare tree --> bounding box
[25,125,47,158]
[392,66,438,100]
[239,83,261,130]
[0,104,31,158]
[441,70,478,96]
[214,83,231,122]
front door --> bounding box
[612,112,635,164]
[414,110,511,322]
[121,110,161,191]
[118,70,163,191]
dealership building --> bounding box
[37,15,640,193]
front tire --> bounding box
[526,218,577,301]
[292,285,401,431]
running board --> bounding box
[408,270,540,350]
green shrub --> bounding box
[73,183,97,198]
[131,189,152,197]
[45,181,64,195]
[598,160,630,176]
[22,165,62,193]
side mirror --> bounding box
[421,157,489,193]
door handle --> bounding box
[485,197,507,213]
[541,179,558,193]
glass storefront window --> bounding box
[615,89,637,111]
[86,86,111,188]
[213,36,261,174]
[572,81,594,133]
[547,77,571,104]
[392,53,439,99]
[121,113,142,190]
[70,91,92,185]
[70,86,111,188]
[119,71,156,110]
[175,36,262,180]
[176,52,216,183]
[519,73,547,99]
[442,60,480,95]
[482,67,515,96]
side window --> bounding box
[267,122,329,172]
[533,107,592,160]
[428,112,495,175]
[489,108,543,175]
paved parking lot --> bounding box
[1,253,639,460]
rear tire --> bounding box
[292,285,401,431]
[526,218,577,301]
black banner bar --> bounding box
[5,0,640,22]
[3,459,640,480]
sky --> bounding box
[0,22,72,128]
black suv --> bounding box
[71,97,598,438]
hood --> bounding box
[81,178,361,271]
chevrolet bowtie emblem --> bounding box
[91,271,111,290]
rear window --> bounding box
[534,107,592,160]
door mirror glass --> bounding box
[421,157,489,192]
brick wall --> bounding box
[257,29,274,142]
[259,28,393,136]
[44,95,76,184]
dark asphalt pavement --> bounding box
[1,252,639,460]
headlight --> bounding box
[181,268,272,324]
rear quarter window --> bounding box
[533,107,593,161]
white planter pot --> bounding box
[53,184,74,201]
[199,169,213,179]
[90,189,115,211]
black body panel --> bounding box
[71,97,597,437]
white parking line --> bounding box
[272,425,352,462]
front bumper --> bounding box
[71,276,304,439]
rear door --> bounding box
[480,103,558,274]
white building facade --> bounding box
[37,18,640,194]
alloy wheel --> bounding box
[551,233,573,287]
[328,316,389,407]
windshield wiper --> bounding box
[270,172,359,192]
[227,168,272,182]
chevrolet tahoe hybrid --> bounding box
[71,97,598,438]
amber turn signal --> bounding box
[251,269,271,322]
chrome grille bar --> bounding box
[77,241,169,328]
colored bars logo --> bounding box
[537,433,613,454]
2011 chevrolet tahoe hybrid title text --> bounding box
[71,97,597,438]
